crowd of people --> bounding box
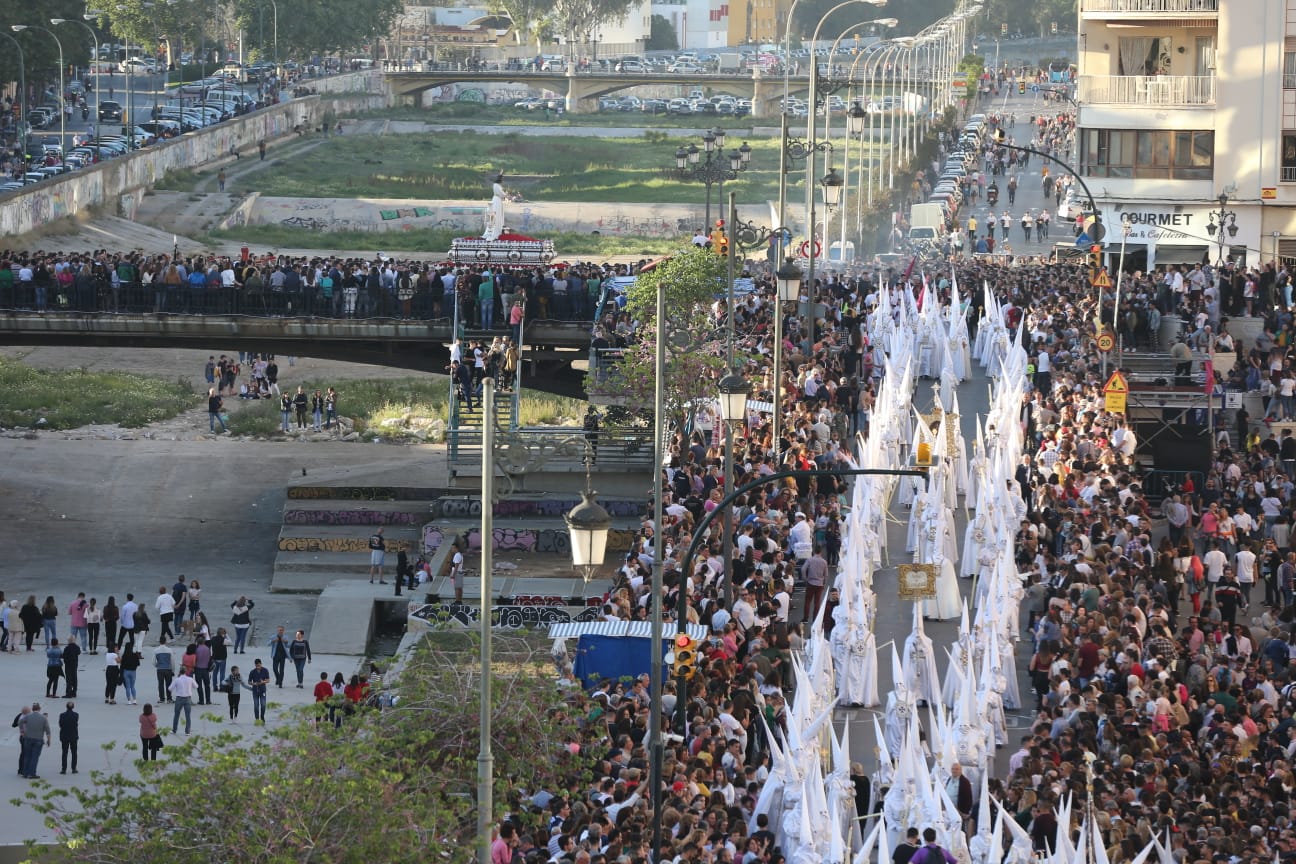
[0,251,640,325]
[485,123,1296,864]
[2,584,385,779]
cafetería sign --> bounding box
[1105,207,1228,245]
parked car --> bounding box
[513,97,545,110]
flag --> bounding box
[903,255,917,282]
[1203,358,1214,397]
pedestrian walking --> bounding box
[225,666,246,720]
[62,638,81,698]
[248,659,270,725]
[217,169,226,192]
[68,593,88,651]
[58,701,78,774]
[17,703,51,779]
[45,639,65,698]
[289,630,312,687]
[268,626,290,687]
[84,598,101,654]
[120,643,142,705]
[155,586,176,640]
[104,645,121,704]
[293,386,308,428]
[230,596,254,653]
[169,668,198,734]
[139,704,162,761]
[194,637,213,705]
[368,527,387,584]
[211,627,229,688]
[208,388,227,433]
[154,637,174,703]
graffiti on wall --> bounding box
[278,536,417,553]
[283,510,421,526]
[422,523,636,555]
[430,496,641,520]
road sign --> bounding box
[1096,332,1115,352]
[1103,371,1128,413]
[1091,271,1112,289]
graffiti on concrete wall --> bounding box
[278,536,417,553]
[283,510,422,526]
[422,523,636,555]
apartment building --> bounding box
[1075,0,1296,269]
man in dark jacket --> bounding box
[58,702,78,774]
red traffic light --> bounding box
[675,634,693,649]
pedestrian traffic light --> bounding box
[673,633,699,680]
[1018,80,1026,94]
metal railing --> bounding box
[1285,74,1296,90]
[1076,74,1215,106]
[0,286,600,326]
[447,426,655,469]
[1082,0,1217,11]
[1283,166,1296,182]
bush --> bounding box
[0,358,194,430]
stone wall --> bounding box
[0,71,389,239]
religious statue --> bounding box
[483,172,506,241]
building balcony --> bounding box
[1076,74,1215,106]
[1081,0,1217,16]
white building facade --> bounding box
[651,0,729,50]
[1075,0,1296,269]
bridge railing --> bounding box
[0,285,604,328]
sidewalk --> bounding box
[0,643,363,846]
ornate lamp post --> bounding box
[1206,192,1239,265]
[673,126,752,229]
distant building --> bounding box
[1074,0,1296,270]
[652,0,728,50]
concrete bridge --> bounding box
[0,313,590,395]
[385,68,811,116]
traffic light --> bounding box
[1018,80,1026,94]
[1001,23,1008,35]
[673,633,699,680]
[711,221,729,257]
[1051,21,1058,34]
[1089,245,1103,273]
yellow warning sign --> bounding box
[1091,271,1112,289]
[1103,371,1128,413]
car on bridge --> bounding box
[668,61,703,74]
[616,59,647,72]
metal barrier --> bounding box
[0,286,605,325]
[447,426,655,470]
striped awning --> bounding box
[549,621,710,641]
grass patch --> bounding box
[204,225,683,258]
[0,357,195,430]
[154,168,201,192]
[235,129,788,203]
[225,376,586,438]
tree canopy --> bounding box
[591,247,753,429]
[14,633,594,864]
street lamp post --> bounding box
[12,26,64,158]
[673,127,752,230]
[267,0,279,65]
[0,32,27,164]
[52,18,99,147]
[1206,192,1239,266]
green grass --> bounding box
[203,225,683,258]
[0,357,195,430]
[226,376,587,438]
[229,129,788,203]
